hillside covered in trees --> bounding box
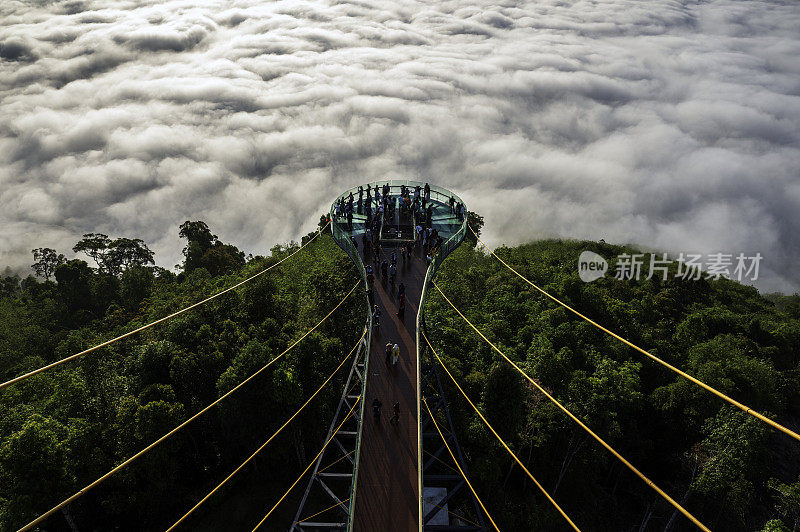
[426,242,800,531]
[1,218,800,531]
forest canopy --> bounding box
[1,218,799,531]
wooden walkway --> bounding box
[352,243,427,532]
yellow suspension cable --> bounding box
[422,330,580,532]
[317,449,355,475]
[424,495,483,528]
[297,497,351,524]
[251,398,361,532]
[166,329,365,531]
[422,397,501,532]
[424,449,461,476]
[0,221,331,392]
[431,280,710,532]
[469,226,800,444]
[17,278,357,532]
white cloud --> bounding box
[1,0,799,291]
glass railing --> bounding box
[328,205,371,531]
[329,181,468,531]
[331,180,466,219]
[413,192,467,532]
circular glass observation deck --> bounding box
[330,180,467,260]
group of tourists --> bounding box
[334,182,466,236]
[417,225,443,261]
[385,341,400,367]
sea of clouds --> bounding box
[1,0,799,290]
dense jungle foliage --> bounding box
[0,219,364,531]
[1,216,800,531]
[425,241,800,532]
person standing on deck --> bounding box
[373,305,381,328]
[424,182,430,200]
[385,342,393,364]
[389,263,397,286]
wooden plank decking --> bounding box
[351,243,428,532]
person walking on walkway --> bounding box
[385,342,393,364]
[372,398,382,422]
[373,305,381,328]
[391,343,400,368]
[390,402,400,426]
[396,293,406,320]
[389,263,396,286]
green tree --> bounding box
[0,415,71,528]
[106,238,155,275]
[482,361,526,438]
[692,407,767,526]
[30,248,65,280]
[464,211,485,247]
[178,220,244,275]
[120,265,154,311]
[768,475,800,531]
[72,233,112,272]
[54,259,94,322]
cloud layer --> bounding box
[1,0,799,290]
